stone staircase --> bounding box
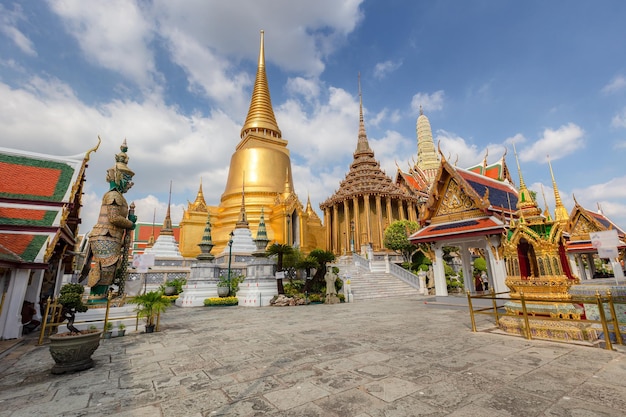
[334,259,424,302]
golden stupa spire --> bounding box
[355,72,372,154]
[547,155,569,222]
[161,181,174,236]
[540,183,552,221]
[240,30,282,140]
[513,143,540,215]
[189,178,207,212]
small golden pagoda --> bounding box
[498,149,588,340]
[179,31,324,257]
[502,149,578,302]
[320,79,421,255]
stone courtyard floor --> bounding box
[0,296,625,416]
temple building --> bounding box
[395,107,440,200]
[320,82,421,255]
[0,142,96,339]
[179,31,325,258]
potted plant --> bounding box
[216,276,231,297]
[103,321,114,339]
[48,283,102,374]
[128,291,171,333]
[117,322,126,337]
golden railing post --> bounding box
[38,296,53,345]
[102,293,112,338]
[490,288,500,326]
[596,291,613,350]
[606,290,623,346]
[520,292,532,340]
[467,291,477,332]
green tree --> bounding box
[473,257,487,275]
[383,220,420,264]
[58,283,89,334]
[267,243,294,294]
[308,249,336,292]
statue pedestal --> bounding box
[176,261,221,307]
[237,258,277,307]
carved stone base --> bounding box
[498,316,599,342]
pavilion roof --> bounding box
[410,216,505,243]
[0,146,93,267]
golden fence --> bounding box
[466,289,624,351]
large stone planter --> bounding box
[49,331,102,374]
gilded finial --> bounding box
[161,181,174,235]
[85,136,102,162]
[237,172,248,227]
[240,30,282,139]
[355,72,371,154]
[547,155,569,222]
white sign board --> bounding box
[132,253,155,273]
[275,271,285,280]
[590,230,620,249]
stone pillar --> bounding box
[364,195,372,244]
[343,200,350,253]
[433,243,448,296]
[386,197,393,226]
[324,208,331,252]
[352,197,360,253]
[333,205,340,254]
[399,200,406,220]
[459,243,474,292]
[586,253,595,278]
[485,236,508,296]
[375,195,383,250]
[0,269,30,339]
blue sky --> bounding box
[2,0,626,234]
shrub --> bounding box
[284,280,305,296]
[204,297,238,306]
[338,293,345,303]
[308,293,323,303]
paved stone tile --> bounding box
[363,376,420,402]
[310,370,368,393]
[314,387,385,416]
[1,297,625,416]
[263,381,330,410]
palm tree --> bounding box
[308,249,336,292]
[128,291,171,331]
[297,256,319,293]
[266,243,293,294]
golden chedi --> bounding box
[179,31,324,257]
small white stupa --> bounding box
[222,182,256,254]
[145,181,183,259]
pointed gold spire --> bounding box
[540,184,552,221]
[161,181,174,236]
[513,143,540,216]
[547,155,569,223]
[355,73,373,155]
[189,178,207,212]
[240,30,282,139]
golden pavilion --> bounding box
[179,31,324,257]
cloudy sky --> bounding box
[2,0,626,234]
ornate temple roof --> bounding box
[320,82,412,208]
[0,142,96,266]
[467,150,513,183]
[187,180,208,213]
[565,200,626,252]
[240,30,282,140]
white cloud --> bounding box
[519,123,585,163]
[286,77,321,102]
[373,60,402,79]
[611,107,626,129]
[0,4,36,56]
[152,0,364,77]
[47,0,157,88]
[602,75,626,94]
[411,90,445,113]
